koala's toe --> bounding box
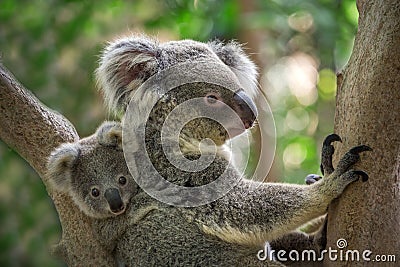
[341,170,369,183]
[354,170,369,182]
[320,134,342,176]
[349,145,372,154]
[335,145,372,174]
[323,134,342,146]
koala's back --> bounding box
[116,206,272,267]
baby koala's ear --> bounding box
[97,121,123,150]
[96,35,160,116]
[208,40,259,99]
[46,143,80,192]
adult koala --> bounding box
[47,35,371,266]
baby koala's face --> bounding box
[70,145,137,219]
[47,121,138,220]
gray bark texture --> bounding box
[326,0,400,266]
[0,1,398,266]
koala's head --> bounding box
[96,35,258,149]
[46,121,138,219]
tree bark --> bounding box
[326,1,400,266]
[0,64,115,266]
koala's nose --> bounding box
[233,89,258,129]
[104,188,125,214]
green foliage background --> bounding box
[0,0,357,266]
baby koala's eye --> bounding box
[91,187,100,198]
[118,176,127,186]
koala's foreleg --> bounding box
[189,135,370,248]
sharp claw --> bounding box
[323,134,342,146]
[354,170,369,182]
[349,145,373,154]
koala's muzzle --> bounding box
[232,89,258,129]
[104,188,125,214]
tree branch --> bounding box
[0,63,115,266]
[0,63,78,175]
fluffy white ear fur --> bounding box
[95,35,159,116]
[46,143,80,192]
[208,40,259,99]
[96,121,123,150]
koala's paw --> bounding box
[317,135,371,198]
[332,146,371,197]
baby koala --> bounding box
[46,121,138,219]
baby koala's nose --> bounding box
[233,89,258,129]
[105,188,125,214]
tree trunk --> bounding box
[326,1,400,266]
[0,64,116,266]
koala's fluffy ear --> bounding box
[46,143,80,192]
[96,121,122,150]
[208,40,258,99]
[96,36,159,116]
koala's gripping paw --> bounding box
[316,135,371,199]
[331,146,371,196]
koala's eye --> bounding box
[206,94,218,103]
[91,187,100,198]
[205,93,222,106]
[118,176,127,186]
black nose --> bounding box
[104,188,124,213]
[233,89,258,128]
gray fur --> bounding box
[97,121,123,150]
[47,35,370,266]
[46,122,138,219]
[95,35,258,117]
[46,122,369,266]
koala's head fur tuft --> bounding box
[96,35,258,113]
[46,121,138,219]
